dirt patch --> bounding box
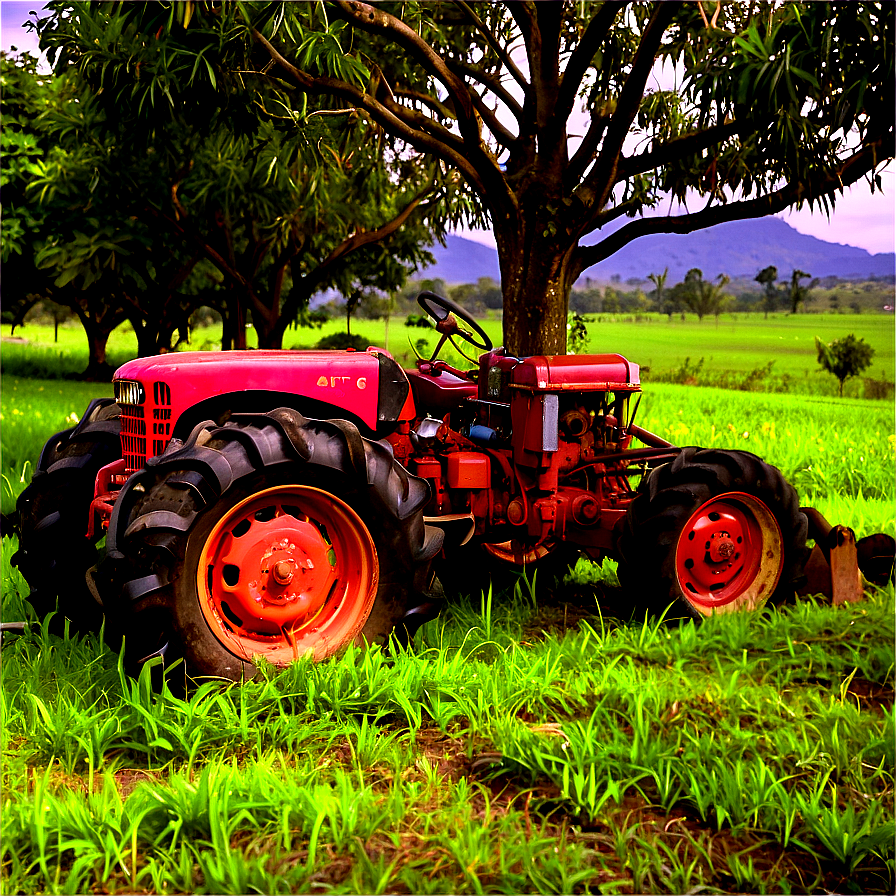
[844,676,894,711]
[113,768,160,797]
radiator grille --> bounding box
[117,379,173,472]
[120,404,146,472]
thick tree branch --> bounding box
[567,109,611,186]
[465,90,517,151]
[574,139,890,272]
[446,58,523,121]
[617,119,741,180]
[509,2,539,144]
[250,26,495,199]
[509,2,537,46]
[375,91,469,153]
[584,2,681,207]
[555,2,625,124]
[332,1,480,141]
[275,187,434,338]
[395,74,515,151]
[392,86,454,120]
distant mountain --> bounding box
[415,217,894,285]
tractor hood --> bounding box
[510,354,640,392]
[113,350,412,470]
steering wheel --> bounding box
[418,291,493,352]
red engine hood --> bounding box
[114,350,393,431]
[510,354,640,391]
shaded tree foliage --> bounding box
[24,4,478,359]
[35,0,892,355]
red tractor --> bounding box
[9,293,887,679]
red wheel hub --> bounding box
[198,486,378,665]
[674,492,783,614]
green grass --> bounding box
[2,332,894,894]
[4,311,894,397]
[1,559,893,894]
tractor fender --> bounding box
[167,390,390,444]
[107,408,442,574]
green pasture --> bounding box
[3,310,893,398]
[1,328,895,894]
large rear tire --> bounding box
[616,448,809,618]
[100,410,442,680]
[12,399,121,634]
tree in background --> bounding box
[787,269,812,314]
[22,6,479,358]
[38,1,893,355]
[0,52,51,331]
[603,287,621,314]
[678,268,731,322]
[648,268,675,320]
[815,334,876,397]
[1,52,142,376]
[755,266,780,319]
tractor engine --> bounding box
[400,349,652,560]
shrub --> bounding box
[815,334,876,397]
[315,332,370,351]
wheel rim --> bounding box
[198,485,378,665]
[673,492,783,615]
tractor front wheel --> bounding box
[192,484,378,667]
[104,412,439,680]
[616,448,809,618]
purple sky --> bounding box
[4,1,893,256]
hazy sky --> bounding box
[4,1,893,256]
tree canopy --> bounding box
[34,1,895,356]
[17,4,481,366]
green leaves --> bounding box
[816,333,877,397]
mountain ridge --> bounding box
[417,217,895,285]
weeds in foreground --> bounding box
[2,542,893,895]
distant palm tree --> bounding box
[755,266,779,319]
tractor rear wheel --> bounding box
[12,399,121,634]
[102,411,441,680]
[616,448,809,618]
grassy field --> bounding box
[1,330,894,894]
[3,310,894,397]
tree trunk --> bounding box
[72,302,127,381]
[221,307,234,351]
[80,320,114,381]
[495,226,576,356]
[132,319,155,359]
[253,299,284,350]
[256,327,284,350]
[234,297,248,350]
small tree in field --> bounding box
[815,334,876,397]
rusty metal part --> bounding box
[799,506,890,604]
